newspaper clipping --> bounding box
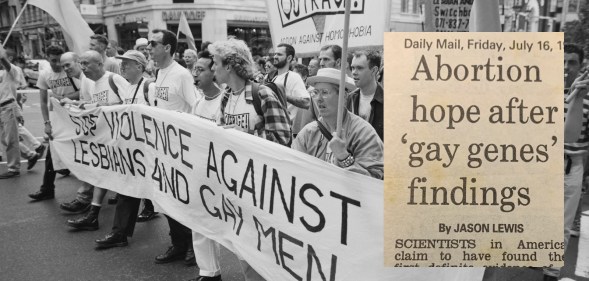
[384,32,564,267]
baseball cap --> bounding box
[116,50,147,66]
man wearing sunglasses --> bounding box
[147,29,198,266]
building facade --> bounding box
[103,0,272,56]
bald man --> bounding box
[65,50,130,231]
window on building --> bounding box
[173,0,194,3]
[227,25,272,57]
[401,0,419,14]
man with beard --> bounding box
[271,43,310,137]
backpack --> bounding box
[220,82,290,125]
[107,73,123,104]
[265,71,289,110]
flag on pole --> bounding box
[468,0,501,32]
[28,0,94,53]
[177,12,198,51]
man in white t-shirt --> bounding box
[66,50,127,231]
[188,50,223,281]
[90,34,121,74]
[271,43,310,136]
[0,45,23,179]
[28,47,82,198]
[147,29,197,266]
[94,50,157,250]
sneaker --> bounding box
[60,199,91,214]
[95,232,128,249]
[571,218,581,237]
[0,170,20,179]
[35,144,46,157]
[27,153,40,170]
[28,189,55,201]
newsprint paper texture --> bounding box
[384,32,564,267]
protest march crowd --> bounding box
[0,2,587,280]
[0,28,385,281]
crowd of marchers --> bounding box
[0,29,384,281]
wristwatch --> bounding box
[338,153,355,168]
[44,120,51,125]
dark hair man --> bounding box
[27,47,80,195]
[347,50,383,140]
[188,49,224,281]
[319,44,342,69]
[272,43,310,135]
[90,34,121,74]
[147,28,197,266]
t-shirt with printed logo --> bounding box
[80,71,128,106]
[121,78,149,105]
[37,68,82,110]
[148,60,197,113]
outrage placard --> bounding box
[264,0,391,56]
[384,32,564,267]
[49,100,484,280]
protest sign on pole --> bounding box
[384,32,564,267]
[265,0,391,56]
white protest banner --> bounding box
[49,100,484,281]
[384,32,564,267]
[423,0,473,32]
[265,0,391,56]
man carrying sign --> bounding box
[188,50,223,281]
[210,38,291,281]
[292,68,383,179]
[66,50,128,231]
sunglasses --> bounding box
[149,40,163,47]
